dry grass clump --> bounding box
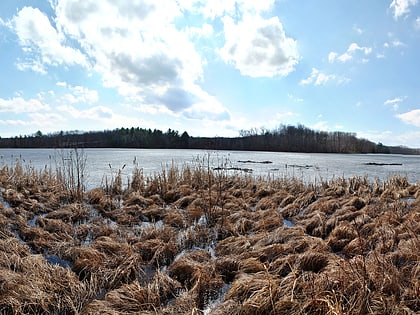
[306,196,340,216]
[299,210,327,237]
[36,217,74,235]
[215,256,240,283]
[252,243,285,263]
[64,236,143,293]
[136,238,179,266]
[296,251,330,273]
[251,209,283,232]
[163,208,185,228]
[0,239,94,314]
[46,203,91,224]
[168,249,225,309]
[168,249,211,287]
[327,221,358,252]
[83,281,161,314]
[20,226,68,253]
[87,187,112,209]
[0,236,31,260]
[224,271,281,314]
[215,235,255,257]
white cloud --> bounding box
[390,0,418,20]
[384,97,405,111]
[28,113,65,127]
[57,104,144,128]
[353,25,364,34]
[392,40,405,47]
[328,52,338,63]
[181,85,231,121]
[357,130,393,143]
[385,40,405,48]
[58,104,110,120]
[287,94,304,103]
[11,6,88,72]
[348,43,372,54]
[0,97,50,113]
[62,85,99,105]
[51,0,222,118]
[393,131,420,147]
[190,0,275,19]
[15,58,48,74]
[8,1,292,127]
[311,121,330,131]
[311,122,343,133]
[396,109,420,127]
[0,119,30,126]
[131,104,173,116]
[328,42,372,63]
[358,129,420,147]
[337,52,353,63]
[219,14,299,77]
[300,68,337,86]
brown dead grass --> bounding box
[1,161,419,314]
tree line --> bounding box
[0,124,418,154]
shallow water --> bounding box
[283,219,295,227]
[203,283,231,315]
[44,254,73,269]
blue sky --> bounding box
[1,0,420,147]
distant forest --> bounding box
[0,124,418,155]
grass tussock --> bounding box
[0,158,419,314]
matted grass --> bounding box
[0,160,419,314]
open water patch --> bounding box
[28,214,46,227]
[283,219,295,228]
[404,197,416,204]
[203,283,232,314]
[44,254,73,269]
[139,219,164,229]
[0,199,11,209]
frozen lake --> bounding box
[0,148,419,188]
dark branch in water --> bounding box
[286,164,316,169]
[364,162,403,166]
[213,167,253,173]
[237,160,273,164]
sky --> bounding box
[1,0,420,148]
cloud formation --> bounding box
[0,97,50,113]
[389,0,418,19]
[11,6,88,73]
[384,97,405,111]
[7,0,299,125]
[328,43,372,63]
[397,109,420,127]
[299,68,349,86]
[219,14,299,77]
[60,85,99,105]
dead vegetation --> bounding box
[0,157,419,314]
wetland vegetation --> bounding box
[0,150,419,314]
